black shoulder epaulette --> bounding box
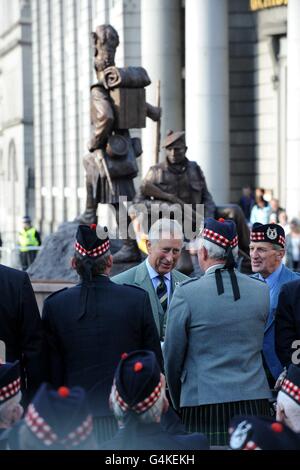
[45,287,69,301]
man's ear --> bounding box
[199,245,208,260]
[71,257,77,269]
[146,240,152,254]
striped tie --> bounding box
[156,275,168,313]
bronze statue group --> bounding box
[1,24,300,452]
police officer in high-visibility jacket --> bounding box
[19,216,41,271]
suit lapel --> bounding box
[133,262,163,330]
[133,261,150,286]
[171,271,180,295]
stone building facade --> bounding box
[0,0,34,248]
[1,0,299,248]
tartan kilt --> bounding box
[93,416,118,446]
[181,399,271,446]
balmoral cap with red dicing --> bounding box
[250,223,285,248]
[114,350,162,415]
[0,360,21,404]
[229,415,300,450]
[74,224,110,258]
[202,217,238,249]
[24,383,93,448]
[280,364,300,406]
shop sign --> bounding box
[250,0,288,11]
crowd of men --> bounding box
[0,217,300,450]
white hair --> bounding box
[199,238,239,262]
[0,391,22,425]
[276,390,300,433]
[273,244,285,251]
[109,376,166,425]
[148,218,184,245]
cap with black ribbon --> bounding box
[114,350,162,414]
[0,360,21,404]
[279,364,300,406]
[109,349,163,429]
[24,383,93,449]
[74,224,110,318]
[229,415,300,450]
[250,222,285,248]
[202,217,240,301]
[108,350,163,448]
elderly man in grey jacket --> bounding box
[164,217,272,446]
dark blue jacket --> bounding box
[0,429,8,450]
[252,265,300,379]
[42,276,163,417]
[0,264,44,403]
[275,279,300,367]
[100,420,209,450]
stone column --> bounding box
[286,0,300,218]
[185,0,229,204]
[141,0,183,176]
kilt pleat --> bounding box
[181,399,271,446]
[93,416,118,446]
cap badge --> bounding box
[230,420,252,450]
[267,227,277,240]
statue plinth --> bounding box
[28,221,139,283]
